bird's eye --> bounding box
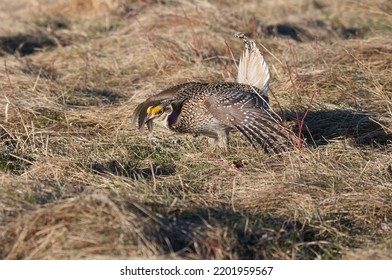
[156,109,163,115]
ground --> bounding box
[0,0,391,259]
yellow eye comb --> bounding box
[146,105,163,116]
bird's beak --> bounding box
[142,113,156,133]
[143,113,154,125]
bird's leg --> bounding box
[218,128,231,151]
[207,129,230,152]
[207,136,220,147]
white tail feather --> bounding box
[235,32,270,95]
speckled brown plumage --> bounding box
[131,33,293,153]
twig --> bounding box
[251,17,257,39]
[314,35,320,65]
[84,52,90,88]
[286,61,300,128]
[180,4,202,61]
[258,42,283,66]
[231,177,236,212]
[4,95,10,123]
[298,90,317,150]
[4,59,14,95]
[48,59,55,93]
[149,160,156,192]
[286,41,318,151]
[223,40,235,78]
[32,68,42,92]
[3,59,14,123]
[269,88,285,121]
[288,40,301,98]
[286,57,302,151]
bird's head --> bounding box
[143,104,173,128]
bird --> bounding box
[131,32,293,153]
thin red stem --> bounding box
[223,40,235,78]
[180,4,202,60]
[4,59,14,95]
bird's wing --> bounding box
[204,89,292,152]
[131,82,199,131]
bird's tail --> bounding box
[235,32,270,95]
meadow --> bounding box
[0,0,391,259]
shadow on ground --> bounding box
[0,32,60,57]
[90,160,176,180]
[63,87,125,107]
[135,205,342,259]
[288,109,392,147]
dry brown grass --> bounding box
[0,0,391,259]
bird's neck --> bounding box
[168,110,179,127]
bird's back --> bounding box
[167,82,269,135]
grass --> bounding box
[0,0,391,259]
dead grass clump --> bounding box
[0,193,165,259]
[333,38,392,69]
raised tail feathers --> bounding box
[235,32,270,95]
